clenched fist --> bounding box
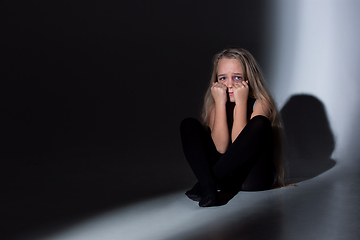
[233,80,249,104]
[211,82,227,105]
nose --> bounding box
[225,79,234,88]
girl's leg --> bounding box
[180,118,221,206]
[213,115,275,190]
[239,157,277,191]
[225,146,276,191]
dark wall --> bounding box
[1,1,268,238]
[1,0,268,159]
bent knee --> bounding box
[180,118,202,131]
[250,115,270,125]
[248,115,271,132]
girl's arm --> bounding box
[208,103,230,153]
[231,80,250,142]
[231,99,248,143]
[208,82,230,153]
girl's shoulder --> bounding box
[247,97,257,119]
[251,98,271,120]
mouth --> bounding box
[228,92,234,96]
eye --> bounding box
[233,76,243,82]
[219,77,226,81]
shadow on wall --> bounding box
[280,94,336,183]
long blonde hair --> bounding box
[200,48,285,187]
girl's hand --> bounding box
[211,82,228,105]
[233,80,249,104]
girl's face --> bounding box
[216,58,244,102]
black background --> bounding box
[1,1,271,238]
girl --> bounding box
[180,48,285,207]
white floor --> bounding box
[22,161,360,240]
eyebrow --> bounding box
[218,73,242,76]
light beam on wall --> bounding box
[265,0,360,163]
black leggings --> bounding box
[180,115,276,192]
